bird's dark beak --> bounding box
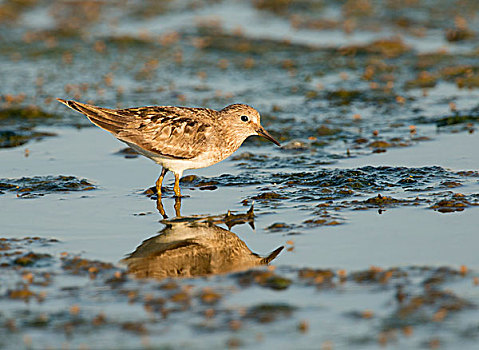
[256,126,281,146]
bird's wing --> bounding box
[57,99,131,133]
[57,99,215,159]
[116,106,216,159]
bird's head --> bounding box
[219,104,280,146]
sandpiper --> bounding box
[57,99,280,197]
[124,220,284,279]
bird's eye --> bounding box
[241,115,249,122]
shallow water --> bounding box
[2,126,478,268]
[1,0,479,349]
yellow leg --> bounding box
[155,167,168,197]
[156,198,167,219]
[173,173,181,198]
[174,197,181,217]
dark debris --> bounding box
[0,175,96,198]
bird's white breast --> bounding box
[124,141,226,177]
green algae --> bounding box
[0,175,96,198]
[0,129,56,148]
[0,107,59,123]
[0,107,78,148]
[1,1,479,347]
[436,114,479,127]
[0,235,477,349]
[13,252,52,267]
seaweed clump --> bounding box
[0,175,96,198]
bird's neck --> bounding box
[218,126,248,159]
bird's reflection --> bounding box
[123,198,283,280]
[156,197,182,219]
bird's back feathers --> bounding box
[57,99,217,160]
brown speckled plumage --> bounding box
[57,99,280,197]
[123,221,284,279]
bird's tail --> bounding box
[57,98,128,134]
[261,246,284,264]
